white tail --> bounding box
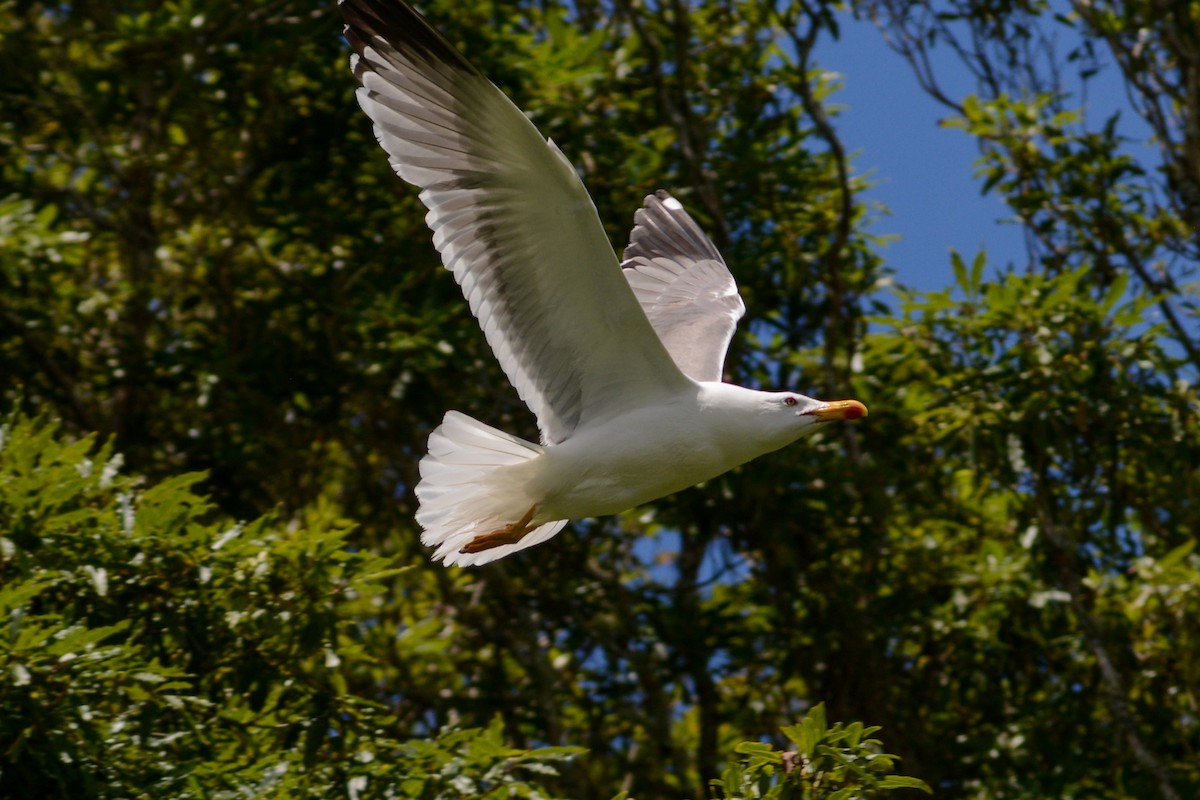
[415,411,568,566]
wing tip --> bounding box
[624,188,724,266]
[341,0,480,78]
[651,188,684,212]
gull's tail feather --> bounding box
[415,411,568,567]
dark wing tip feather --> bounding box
[625,190,724,265]
[340,0,480,78]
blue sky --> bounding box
[817,15,1026,293]
[815,13,1144,294]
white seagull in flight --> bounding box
[340,0,867,566]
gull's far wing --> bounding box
[341,0,691,445]
[621,191,746,383]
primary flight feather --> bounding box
[340,0,867,566]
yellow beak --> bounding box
[806,399,868,422]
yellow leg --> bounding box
[460,504,538,554]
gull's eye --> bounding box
[783,396,798,407]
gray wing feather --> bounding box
[342,0,690,444]
[621,191,745,383]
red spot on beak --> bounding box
[807,399,868,423]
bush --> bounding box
[0,413,579,798]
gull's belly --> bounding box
[532,408,746,519]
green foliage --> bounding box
[395,718,585,799]
[0,414,579,798]
[712,705,931,799]
[849,259,1200,796]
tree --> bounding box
[0,413,585,797]
[1,1,1196,798]
[858,1,1200,796]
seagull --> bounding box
[340,0,867,566]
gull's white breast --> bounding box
[531,382,782,520]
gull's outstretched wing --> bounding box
[341,0,690,445]
[621,191,746,383]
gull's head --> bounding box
[698,383,868,454]
[759,391,868,440]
